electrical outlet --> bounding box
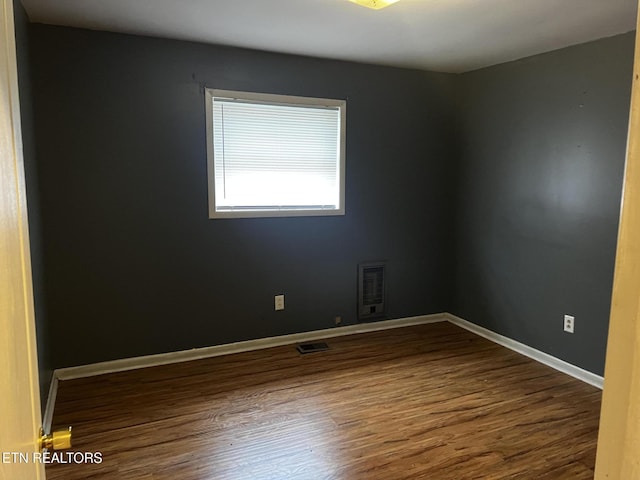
[274,294,285,311]
[334,316,342,326]
[564,315,575,333]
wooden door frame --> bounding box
[0,0,45,477]
[594,6,640,479]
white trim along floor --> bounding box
[45,312,604,420]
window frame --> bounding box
[205,88,347,219]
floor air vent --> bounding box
[296,342,330,354]
[358,262,386,320]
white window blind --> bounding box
[206,89,346,219]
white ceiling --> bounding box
[20,0,638,73]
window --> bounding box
[205,89,346,219]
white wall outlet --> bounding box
[275,294,285,311]
[564,315,575,333]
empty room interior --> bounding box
[4,0,640,478]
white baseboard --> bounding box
[55,313,447,381]
[53,312,604,392]
[42,373,58,434]
[46,312,604,428]
[445,313,604,389]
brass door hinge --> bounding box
[39,427,72,452]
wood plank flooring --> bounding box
[47,322,602,479]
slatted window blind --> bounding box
[206,90,346,218]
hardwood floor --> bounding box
[47,322,602,479]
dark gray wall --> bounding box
[13,0,51,409]
[23,22,635,376]
[453,33,634,375]
[28,25,456,368]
